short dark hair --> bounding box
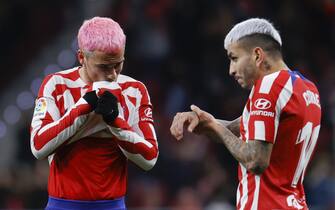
[238,33,282,58]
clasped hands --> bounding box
[170,105,218,140]
[83,82,121,125]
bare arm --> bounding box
[172,105,273,175]
[207,120,272,174]
[217,117,241,137]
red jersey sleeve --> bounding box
[30,75,92,159]
[107,82,158,171]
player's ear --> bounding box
[77,50,84,65]
[253,47,264,67]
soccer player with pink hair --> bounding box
[30,17,159,210]
[171,18,321,209]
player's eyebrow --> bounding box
[96,59,125,67]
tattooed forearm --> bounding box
[208,126,252,165]
[227,117,241,136]
[217,117,241,137]
[208,122,272,174]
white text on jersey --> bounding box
[303,90,320,108]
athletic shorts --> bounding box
[45,196,126,210]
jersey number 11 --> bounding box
[292,122,320,187]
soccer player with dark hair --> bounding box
[30,17,159,210]
[170,18,321,209]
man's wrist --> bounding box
[206,120,225,143]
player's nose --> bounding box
[106,69,117,81]
[229,67,236,76]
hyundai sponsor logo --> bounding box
[254,98,272,110]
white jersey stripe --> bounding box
[63,89,75,111]
[57,67,78,75]
[236,181,241,206]
[46,98,61,121]
[36,98,86,135]
[239,164,248,210]
[92,81,122,91]
[117,74,137,83]
[254,121,265,140]
[274,76,293,141]
[251,175,261,210]
[242,107,249,142]
[122,86,142,127]
[118,147,157,171]
[31,114,88,159]
[43,75,86,97]
[108,127,153,148]
[259,71,280,94]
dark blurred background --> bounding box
[0,0,334,209]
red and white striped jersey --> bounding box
[30,67,158,200]
[237,70,321,210]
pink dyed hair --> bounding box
[78,17,126,54]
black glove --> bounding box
[83,91,98,110]
[95,91,119,123]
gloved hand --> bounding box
[82,91,98,110]
[95,91,119,124]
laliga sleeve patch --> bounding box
[33,98,48,118]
